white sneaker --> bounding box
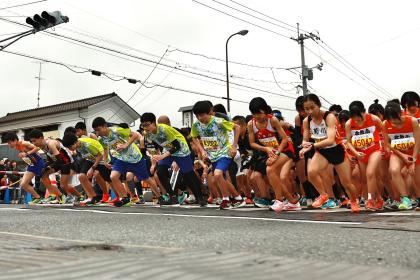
[306,199,313,207]
[185,194,196,204]
[269,200,285,213]
[283,201,302,211]
[215,198,223,205]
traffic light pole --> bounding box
[0,29,35,50]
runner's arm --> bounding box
[272,118,288,152]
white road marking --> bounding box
[373,211,420,216]
[55,208,362,225]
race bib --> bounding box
[201,136,219,151]
[22,157,33,165]
[391,137,415,151]
[352,133,374,149]
[259,136,279,148]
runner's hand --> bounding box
[408,162,415,175]
[356,152,365,159]
[402,154,414,165]
[152,154,165,162]
[17,152,26,158]
[301,141,312,148]
[229,146,237,158]
[104,162,112,170]
[87,168,94,178]
[116,143,128,151]
[200,151,209,161]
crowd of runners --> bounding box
[4,91,420,213]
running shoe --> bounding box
[398,197,413,210]
[350,200,361,213]
[306,198,313,208]
[42,195,57,204]
[136,195,145,205]
[359,197,366,207]
[215,198,223,205]
[411,199,419,208]
[245,197,253,205]
[416,205,420,211]
[207,197,214,204]
[178,192,188,205]
[65,196,76,204]
[300,197,307,207]
[340,197,349,208]
[283,201,302,211]
[79,198,92,207]
[219,199,231,210]
[375,198,384,210]
[130,195,140,204]
[185,194,196,204]
[269,200,284,213]
[312,194,329,208]
[59,194,66,204]
[100,193,111,203]
[109,197,120,204]
[385,199,400,210]
[365,199,376,211]
[232,198,246,208]
[320,199,337,209]
[254,198,272,208]
[114,197,131,207]
[29,197,43,204]
[85,195,102,206]
[160,195,179,207]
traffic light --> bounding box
[26,11,69,32]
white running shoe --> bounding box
[269,200,285,213]
[283,201,302,211]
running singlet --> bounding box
[308,111,341,149]
[99,126,142,163]
[252,116,279,148]
[252,116,294,153]
[42,139,73,164]
[385,116,416,155]
[15,141,42,166]
[78,137,104,163]
[190,116,234,162]
[349,113,380,151]
[144,124,190,157]
[403,109,420,124]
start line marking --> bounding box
[55,208,362,225]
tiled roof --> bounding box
[0,93,117,123]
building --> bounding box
[0,93,140,160]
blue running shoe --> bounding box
[321,198,337,209]
[254,198,271,208]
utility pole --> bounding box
[294,23,317,96]
[34,62,44,108]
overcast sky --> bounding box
[0,0,419,127]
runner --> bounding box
[299,94,360,213]
[4,132,45,204]
[190,101,245,209]
[92,117,158,207]
[345,101,388,211]
[401,91,420,123]
[62,133,106,206]
[383,102,420,210]
[75,122,98,139]
[140,112,206,206]
[27,129,83,204]
[247,97,300,212]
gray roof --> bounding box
[178,105,194,112]
[0,93,121,124]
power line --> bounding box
[227,0,310,34]
[0,0,47,11]
[304,46,387,101]
[209,0,297,34]
[108,48,168,121]
[319,40,394,98]
[192,0,293,40]
[59,0,294,71]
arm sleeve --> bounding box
[190,123,199,138]
[168,139,181,154]
[221,119,234,132]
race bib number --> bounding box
[160,141,173,150]
[352,133,374,149]
[259,136,279,148]
[201,136,219,151]
[391,137,415,151]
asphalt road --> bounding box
[0,204,419,280]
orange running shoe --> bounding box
[365,199,376,211]
[350,200,361,213]
[375,198,384,210]
[245,197,253,205]
[311,193,329,208]
[100,193,110,203]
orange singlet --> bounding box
[349,113,381,164]
[384,115,420,165]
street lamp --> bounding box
[225,29,248,112]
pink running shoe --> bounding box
[283,201,302,211]
[269,200,285,213]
